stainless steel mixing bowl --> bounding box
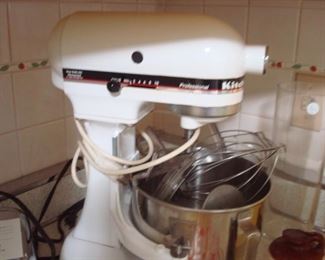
[131,158,271,260]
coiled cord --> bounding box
[71,119,200,187]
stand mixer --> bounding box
[49,12,268,260]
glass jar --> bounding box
[264,81,325,238]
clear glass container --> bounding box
[263,81,325,239]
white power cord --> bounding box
[71,119,200,187]
[72,147,87,188]
[75,120,155,166]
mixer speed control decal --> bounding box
[62,68,244,93]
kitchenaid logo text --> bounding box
[179,82,210,90]
[65,70,83,80]
[222,80,244,90]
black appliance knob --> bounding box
[107,81,121,94]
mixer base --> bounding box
[60,231,136,260]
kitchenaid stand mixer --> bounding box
[49,12,267,260]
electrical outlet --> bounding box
[291,73,325,131]
[291,94,322,131]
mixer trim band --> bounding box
[62,68,244,92]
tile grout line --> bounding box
[5,0,13,64]
[239,0,252,130]
[9,73,18,133]
[0,116,68,138]
[245,0,251,42]
[58,0,62,19]
[52,0,67,143]
[18,117,68,132]
[14,128,24,178]
[6,0,24,178]
[249,0,303,9]
[63,115,69,160]
[293,0,304,64]
[241,111,275,121]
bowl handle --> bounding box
[238,216,261,260]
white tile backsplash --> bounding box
[18,120,66,175]
[0,132,21,183]
[102,0,137,3]
[165,4,203,13]
[250,0,302,8]
[205,0,249,6]
[269,174,316,223]
[136,111,154,132]
[138,0,165,3]
[239,113,274,138]
[279,127,325,181]
[138,3,165,12]
[218,114,240,131]
[61,0,101,2]
[13,69,65,128]
[152,110,184,136]
[247,6,300,61]
[65,117,80,159]
[8,0,59,62]
[242,69,294,118]
[64,96,74,117]
[302,1,325,9]
[0,74,16,134]
[296,8,325,67]
[0,2,10,64]
[165,0,203,6]
[60,2,102,18]
[103,3,137,11]
[205,5,248,38]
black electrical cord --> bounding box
[57,199,85,239]
[39,158,84,223]
[38,159,73,222]
[35,158,82,243]
[35,199,84,260]
[0,158,85,259]
[0,191,56,260]
[31,159,73,256]
[36,198,84,244]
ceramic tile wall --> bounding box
[0,0,324,186]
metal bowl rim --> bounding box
[134,180,271,214]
